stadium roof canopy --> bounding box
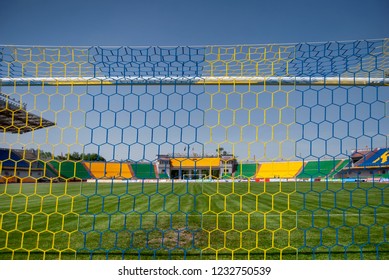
[0,92,55,134]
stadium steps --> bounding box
[43,161,59,177]
[328,159,350,177]
[153,164,161,179]
[126,162,136,178]
[158,173,169,179]
[353,148,379,167]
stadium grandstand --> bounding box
[2,147,388,182]
[0,148,44,183]
[131,162,157,179]
[337,148,389,180]
[297,159,343,180]
[47,160,91,181]
[235,162,258,179]
[0,92,55,183]
[256,161,303,180]
[83,162,133,179]
[158,154,235,179]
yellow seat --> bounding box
[85,162,133,179]
[256,161,303,178]
[170,158,220,168]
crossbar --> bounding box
[1,76,388,86]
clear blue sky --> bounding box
[0,0,388,46]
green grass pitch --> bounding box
[0,181,388,260]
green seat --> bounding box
[236,163,257,178]
[48,160,90,179]
[132,163,156,179]
[297,160,341,178]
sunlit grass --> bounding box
[0,180,388,260]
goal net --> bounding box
[0,39,388,260]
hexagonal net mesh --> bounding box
[0,39,388,260]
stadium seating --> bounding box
[297,160,341,178]
[43,161,59,178]
[170,157,220,168]
[236,163,258,178]
[131,163,157,179]
[361,148,389,167]
[84,162,133,179]
[158,173,169,179]
[0,148,30,168]
[328,159,350,177]
[352,149,379,167]
[0,148,33,182]
[256,161,303,178]
[48,160,91,180]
